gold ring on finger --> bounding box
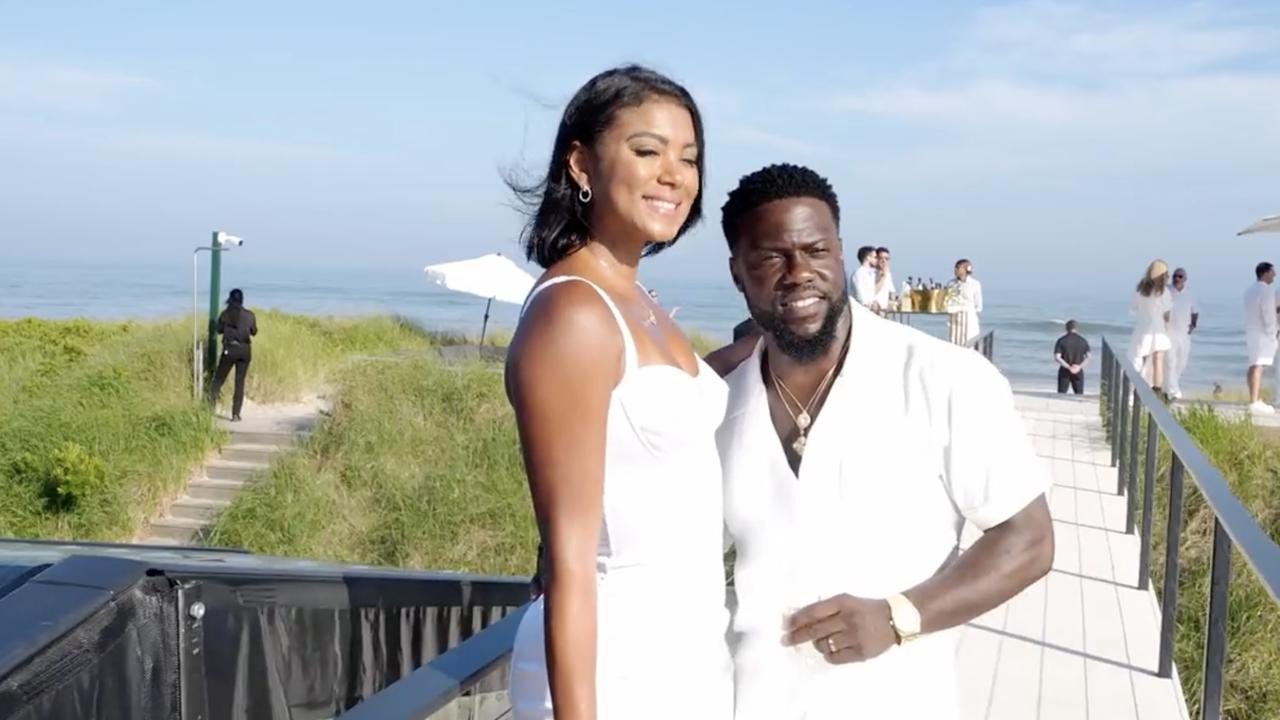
[827,636,836,653]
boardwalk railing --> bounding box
[1100,338,1280,720]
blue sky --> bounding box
[2,1,1279,298]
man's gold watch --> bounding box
[886,593,922,645]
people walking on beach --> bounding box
[1053,320,1091,395]
[503,65,732,720]
[1243,262,1277,415]
[712,164,1053,719]
[1165,267,1198,400]
[851,245,881,311]
[210,288,256,421]
[1128,260,1173,396]
[950,258,983,344]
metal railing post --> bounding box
[1126,391,1140,533]
[1158,453,1185,678]
[1139,416,1158,589]
[1117,372,1131,494]
[1200,519,1232,720]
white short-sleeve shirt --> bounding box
[1170,287,1198,335]
[719,301,1049,720]
[851,265,878,307]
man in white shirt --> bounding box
[1244,262,1278,414]
[850,246,881,311]
[1165,268,1198,400]
[710,164,1053,720]
[952,259,983,345]
[874,246,894,310]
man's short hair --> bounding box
[720,163,840,251]
[1066,320,1078,332]
[1257,262,1274,279]
[876,246,890,255]
[856,246,876,264]
[955,258,971,269]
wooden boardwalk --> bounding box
[957,391,1191,720]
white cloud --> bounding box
[0,63,156,111]
[957,1,1280,78]
[830,2,1280,180]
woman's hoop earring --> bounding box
[578,186,592,204]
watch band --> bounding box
[886,593,922,644]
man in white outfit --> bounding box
[1165,268,1198,400]
[952,259,983,345]
[1243,262,1277,415]
[850,246,882,311]
[707,164,1053,720]
[874,246,894,311]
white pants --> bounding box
[1166,332,1191,395]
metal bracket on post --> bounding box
[178,581,209,720]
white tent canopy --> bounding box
[423,253,537,343]
[1237,214,1280,236]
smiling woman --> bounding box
[502,65,734,720]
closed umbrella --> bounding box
[1237,214,1280,235]
[423,253,537,344]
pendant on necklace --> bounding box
[792,434,807,456]
[796,411,811,432]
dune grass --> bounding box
[1110,394,1280,720]
[0,314,433,542]
[206,356,538,576]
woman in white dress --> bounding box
[504,66,733,720]
[1128,259,1173,394]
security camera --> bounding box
[215,232,244,248]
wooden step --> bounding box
[186,478,249,503]
[148,517,206,545]
[225,430,299,447]
[168,497,231,522]
[205,459,269,482]
[218,444,280,465]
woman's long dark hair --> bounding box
[508,65,706,269]
[224,288,244,328]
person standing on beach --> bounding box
[1128,260,1173,396]
[210,288,256,422]
[1243,262,1277,415]
[874,246,893,310]
[951,259,983,344]
[850,246,880,310]
[1053,320,1090,394]
[1165,268,1198,400]
[503,65,732,720]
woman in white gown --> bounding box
[1128,259,1173,394]
[503,66,734,720]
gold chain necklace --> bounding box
[769,357,839,456]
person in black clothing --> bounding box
[1054,319,1091,394]
[210,288,257,420]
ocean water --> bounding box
[0,259,1260,395]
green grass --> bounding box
[206,356,537,576]
[1110,391,1280,720]
[0,314,433,542]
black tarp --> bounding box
[0,575,179,720]
[0,549,525,720]
[189,576,517,719]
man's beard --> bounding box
[748,291,849,363]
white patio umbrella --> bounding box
[423,253,537,344]
[1237,214,1280,236]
